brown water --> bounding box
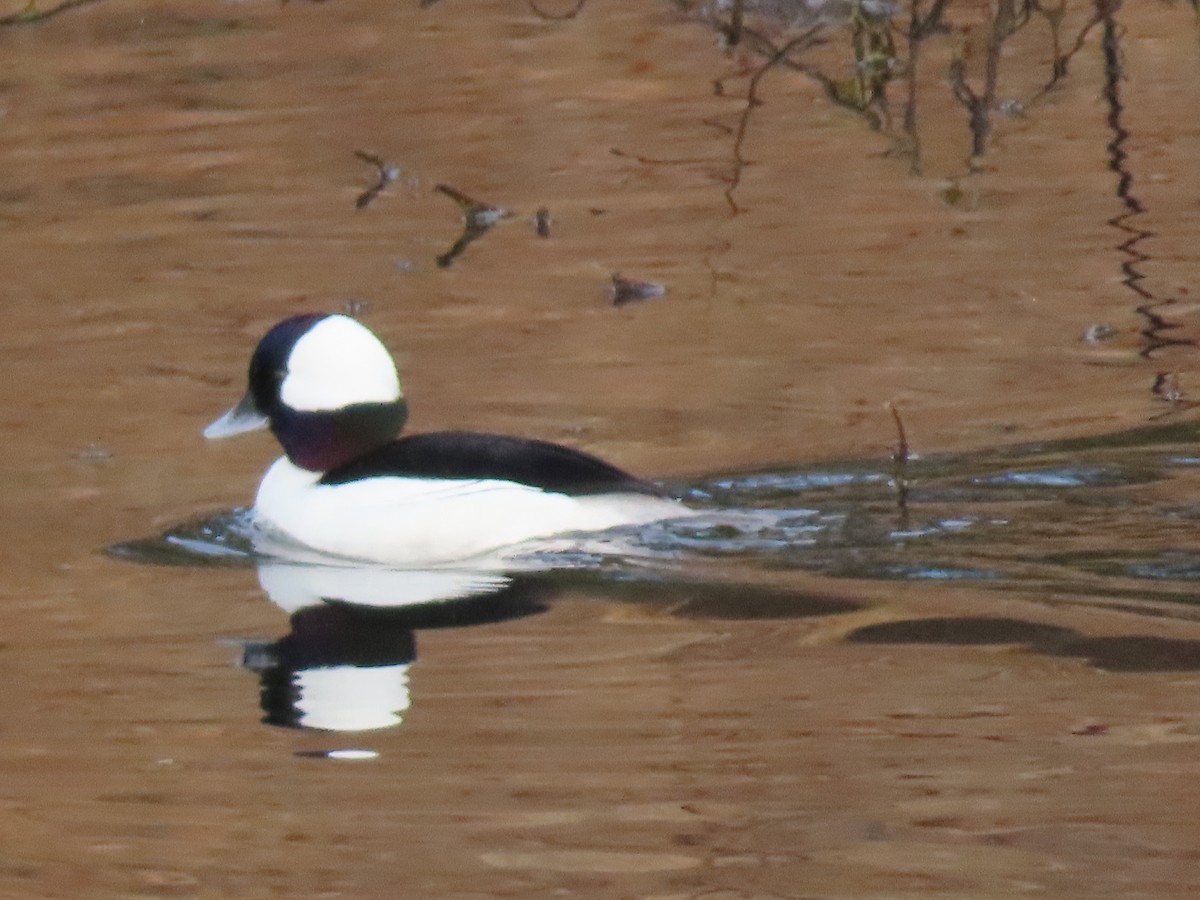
[3,0,1200,896]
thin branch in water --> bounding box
[610,147,713,166]
[0,0,106,26]
[887,402,911,526]
[888,402,910,465]
[1028,1,1104,101]
[353,150,400,210]
[950,1,1035,162]
[1152,372,1183,405]
[1149,372,1199,419]
[528,0,587,20]
[611,273,667,307]
[434,184,512,268]
[903,0,954,174]
[701,116,735,137]
[724,25,825,213]
[718,0,745,47]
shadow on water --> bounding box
[110,421,1200,741]
[846,617,1200,673]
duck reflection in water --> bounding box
[239,563,551,732]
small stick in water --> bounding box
[610,273,667,307]
[887,401,911,525]
[353,150,400,210]
[434,184,512,268]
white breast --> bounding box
[251,457,691,566]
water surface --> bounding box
[2,0,1199,896]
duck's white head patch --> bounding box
[281,315,402,412]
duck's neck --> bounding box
[272,400,408,472]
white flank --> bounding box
[280,315,401,412]
[251,457,693,567]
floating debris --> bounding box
[993,98,1026,118]
[1152,372,1184,405]
[534,207,552,238]
[434,183,512,268]
[75,443,112,463]
[353,150,400,210]
[344,298,370,317]
[1083,323,1118,344]
[610,273,667,307]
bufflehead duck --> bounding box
[204,313,692,565]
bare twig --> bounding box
[903,0,954,174]
[610,273,667,307]
[0,0,106,26]
[1028,1,1105,101]
[528,0,587,20]
[724,25,825,212]
[353,150,400,210]
[720,0,745,47]
[434,184,512,268]
[887,402,911,525]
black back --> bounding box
[320,431,658,497]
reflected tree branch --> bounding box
[903,0,953,174]
[723,25,825,213]
[1028,0,1105,100]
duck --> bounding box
[204,313,692,565]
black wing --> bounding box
[319,430,659,496]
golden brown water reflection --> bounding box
[3,0,1200,896]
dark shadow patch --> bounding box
[670,588,861,620]
[847,616,1075,647]
[845,615,1200,673]
[1057,635,1200,673]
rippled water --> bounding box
[102,417,1200,757]
[113,420,1200,608]
[5,0,1200,895]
